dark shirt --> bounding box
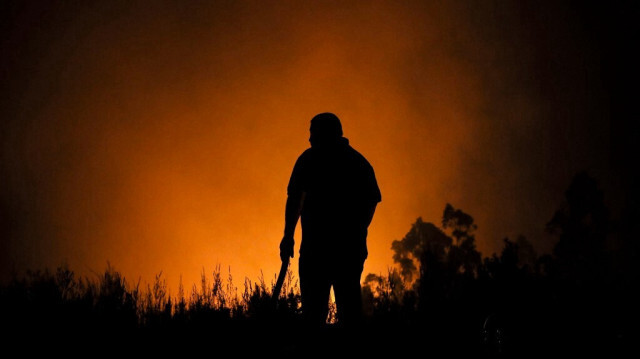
[287,137,381,260]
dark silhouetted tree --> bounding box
[391,217,451,284]
[546,171,610,282]
[442,204,482,277]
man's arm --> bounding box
[280,192,305,261]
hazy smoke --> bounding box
[1,1,633,290]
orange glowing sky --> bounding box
[1,1,634,292]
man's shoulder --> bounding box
[345,145,373,168]
[296,144,373,169]
[292,148,315,170]
[300,147,314,157]
[296,147,314,161]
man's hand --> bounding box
[279,236,295,262]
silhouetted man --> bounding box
[280,113,381,326]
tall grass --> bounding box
[0,263,303,333]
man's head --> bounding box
[309,113,343,146]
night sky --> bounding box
[1,1,637,291]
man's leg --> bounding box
[333,259,364,326]
[299,255,332,326]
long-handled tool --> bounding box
[272,256,290,301]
